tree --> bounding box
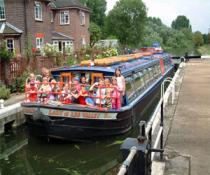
[105,0,147,47]
[193,31,204,46]
[171,15,191,31]
[89,22,101,47]
[80,0,106,27]
[208,33,210,44]
[202,34,208,44]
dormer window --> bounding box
[79,11,85,26]
[60,11,69,25]
[0,0,6,21]
[34,1,42,21]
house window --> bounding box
[0,0,5,20]
[60,11,69,25]
[7,39,14,52]
[36,37,44,49]
[79,11,85,25]
[34,1,42,21]
[53,40,73,53]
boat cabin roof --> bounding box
[51,52,170,77]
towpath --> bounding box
[164,59,210,175]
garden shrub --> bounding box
[0,82,10,100]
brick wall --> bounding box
[53,9,90,50]
[5,0,26,55]
[25,0,53,48]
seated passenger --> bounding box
[49,79,58,101]
[111,77,121,110]
[104,78,112,109]
[26,81,38,102]
[26,73,37,90]
[73,77,81,92]
[89,78,106,107]
[80,76,90,91]
[60,84,72,104]
[38,77,51,103]
[70,85,88,105]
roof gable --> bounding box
[50,0,90,12]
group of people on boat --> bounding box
[25,68,126,110]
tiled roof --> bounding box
[50,0,90,11]
[52,31,74,40]
[0,22,22,35]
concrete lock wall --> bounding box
[0,103,25,134]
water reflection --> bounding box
[0,127,128,175]
[0,91,161,175]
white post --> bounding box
[117,147,137,175]
[172,81,175,104]
[0,99,4,109]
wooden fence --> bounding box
[0,56,59,85]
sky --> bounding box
[106,0,210,34]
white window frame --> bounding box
[7,38,14,53]
[0,0,6,21]
[53,40,73,53]
[80,37,86,46]
[34,1,42,21]
[60,10,69,25]
[36,37,44,49]
[79,11,85,26]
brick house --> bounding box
[0,0,90,56]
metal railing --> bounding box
[117,62,185,175]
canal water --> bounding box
[0,94,161,175]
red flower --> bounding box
[32,48,37,53]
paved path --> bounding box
[4,93,25,107]
[165,59,210,175]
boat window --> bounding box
[134,72,144,94]
[148,67,154,82]
[91,73,103,84]
[143,69,149,85]
[153,65,158,77]
[60,73,71,84]
[125,76,136,102]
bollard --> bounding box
[120,138,151,175]
[0,99,4,109]
[138,121,146,142]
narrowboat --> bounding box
[21,49,174,141]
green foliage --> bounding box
[202,34,208,44]
[0,42,13,62]
[9,71,29,93]
[89,22,101,47]
[80,0,106,27]
[193,31,204,46]
[0,82,10,100]
[105,0,147,47]
[24,39,33,60]
[197,45,210,55]
[102,47,118,57]
[41,43,58,57]
[142,17,194,56]
[171,15,192,31]
[66,55,77,65]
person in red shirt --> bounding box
[71,85,88,105]
[27,81,38,102]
